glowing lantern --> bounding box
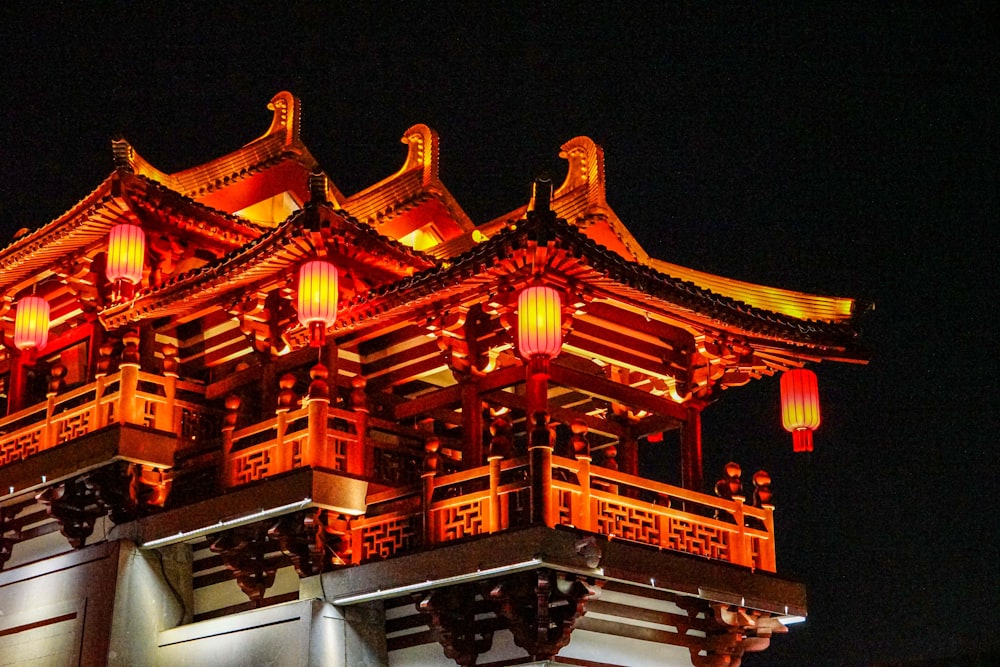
[106,223,146,285]
[13,295,50,351]
[297,260,338,346]
[517,285,562,359]
[781,368,821,452]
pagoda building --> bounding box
[0,92,866,667]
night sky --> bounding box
[1,4,996,665]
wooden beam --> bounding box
[549,363,690,422]
[394,384,463,420]
[482,388,625,439]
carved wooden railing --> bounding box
[343,455,776,572]
[224,406,360,487]
[0,369,206,468]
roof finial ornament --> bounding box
[308,169,328,204]
[527,174,553,213]
[111,136,135,173]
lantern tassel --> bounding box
[792,429,813,453]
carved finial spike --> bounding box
[527,175,553,213]
[308,170,328,204]
[111,137,135,173]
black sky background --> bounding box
[1,4,997,665]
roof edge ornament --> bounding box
[254,91,301,148]
[399,124,440,187]
[555,136,610,213]
[111,137,135,173]
[308,169,329,204]
[527,175,553,213]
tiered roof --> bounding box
[0,91,866,369]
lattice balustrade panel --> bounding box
[141,399,157,429]
[56,411,93,444]
[0,430,42,466]
[290,438,304,469]
[556,489,574,526]
[595,499,660,544]
[663,516,729,560]
[438,500,486,542]
[328,436,348,471]
[232,446,276,486]
[360,516,420,561]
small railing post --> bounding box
[715,462,751,567]
[754,470,777,571]
[221,394,241,487]
[529,410,555,527]
[570,419,592,530]
[731,497,751,567]
[160,343,179,432]
[487,414,512,533]
[305,364,329,469]
[93,342,113,428]
[44,364,66,450]
[422,436,440,546]
[276,373,297,473]
[119,329,141,426]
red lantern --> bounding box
[106,223,146,285]
[781,368,821,452]
[13,295,50,351]
[517,285,562,359]
[297,260,338,346]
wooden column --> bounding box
[276,373,297,473]
[529,410,554,527]
[221,395,241,487]
[350,376,368,477]
[459,375,483,468]
[422,436,440,545]
[119,329,141,425]
[305,364,330,469]
[525,355,550,424]
[680,407,704,492]
[160,343,178,433]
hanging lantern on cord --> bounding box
[517,285,563,360]
[13,295,50,352]
[781,368,821,452]
[297,260,338,347]
[106,223,146,285]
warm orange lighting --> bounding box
[297,260,338,346]
[13,295,50,351]
[781,368,821,452]
[106,223,146,285]
[518,285,562,359]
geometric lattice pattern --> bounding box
[232,446,275,486]
[0,430,42,466]
[662,516,728,560]
[595,499,661,544]
[359,515,419,561]
[586,498,729,561]
[438,500,486,541]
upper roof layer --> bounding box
[0,91,866,359]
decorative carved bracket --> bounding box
[211,510,350,601]
[418,584,495,667]
[210,524,277,602]
[35,462,171,549]
[680,600,788,667]
[415,568,599,665]
[489,569,599,660]
[0,504,25,570]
